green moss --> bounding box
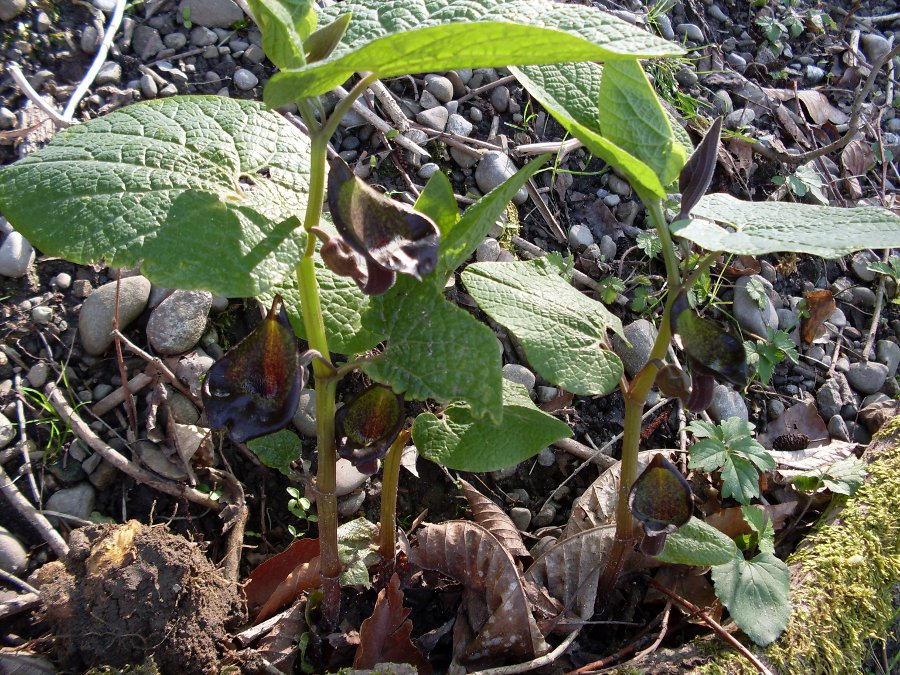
[695,420,900,674]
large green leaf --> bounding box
[0,96,313,297]
[463,255,624,396]
[248,0,316,69]
[263,0,682,105]
[437,155,549,282]
[363,278,503,421]
[412,380,571,472]
[512,62,671,198]
[673,193,900,257]
[597,59,686,187]
[246,429,303,478]
[656,516,739,566]
[711,551,791,646]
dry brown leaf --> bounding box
[524,525,616,621]
[801,289,836,344]
[722,254,762,279]
[245,538,321,614]
[410,520,548,666]
[841,139,876,178]
[762,88,850,125]
[770,440,857,481]
[563,451,657,538]
[254,598,307,673]
[704,502,798,539]
[648,566,722,624]
[459,479,529,557]
[758,402,829,449]
[727,137,754,178]
[353,574,432,673]
[774,105,811,149]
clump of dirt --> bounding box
[32,521,245,672]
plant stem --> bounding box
[292,73,380,627]
[598,196,680,599]
[379,428,411,561]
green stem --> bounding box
[379,428,411,561]
[293,74,381,628]
[597,195,681,599]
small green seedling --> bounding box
[745,327,800,386]
[287,486,318,538]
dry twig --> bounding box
[0,461,68,558]
[47,384,220,510]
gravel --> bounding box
[78,276,152,356]
[147,290,213,356]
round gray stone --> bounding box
[446,112,473,137]
[490,85,510,113]
[509,506,531,531]
[0,0,26,21]
[805,65,825,84]
[424,74,454,103]
[335,458,372,496]
[31,305,53,325]
[733,275,778,337]
[828,414,851,442]
[417,162,441,180]
[0,412,14,449]
[846,361,889,395]
[816,373,854,419]
[502,363,536,392]
[95,61,122,86]
[53,272,72,290]
[476,237,501,263]
[567,223,594,249]
[876,340,900,377]
[0,232,35,278]
[708,384,749,423]
[861,33,891,64]
[475,152,527,205]
[233,68,258,91]
[676,23,703,42]
[292,388,317,438]
[26,361,50,388]
[79,276,152,355]
[725,108,756,130]
[416,105,449,132]
[45,483,96,522]
[147,290,213,355]
[0,527,26,575]
[180,0,243,28]
[611,319,658,378]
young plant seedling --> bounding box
[2,0,900,655]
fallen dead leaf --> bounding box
[253,598,308,673]
[769,440,857,481]
[722,254,762,279]
[758,402,829,449]
[801,289,836,344]
[763,88,850,126]
[410,520,548,666]
[525,525,616,622]
[245,538,321,621]
[353,574,431,673]
[459,479,529,557]
[563,451,657,539]
[704,502,798,539]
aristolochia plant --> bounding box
[2,0,899,651]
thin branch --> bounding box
[111,330,201,406]
[0,462,68,558]
[47,384,221,511]
[468,629,581,675]
[6,64,69,126]
[862,254,888,361]
[12,375,39,504]
[331,84,430,157]
[753,43,900,165]
[457,73,518,104]
[62,0,127,121]
[647,578,775,675]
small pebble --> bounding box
[52,272,72,290]
[26,362,49,388]
[676,23,703,42]
[424,74,454,103]
[0,413,15,449]
[567,223,594,249]
[509,506,531,531]
[31,305,53,325]
[0,232,36,278]
[0,526,26,575]
[45,483,96,524]
[233,68,258,91]
[417,163,441,180]
[491,85,510,113]
[475,152,527,205]
[502,363,536,392]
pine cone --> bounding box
[772,432,810,451]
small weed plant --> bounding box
[2,0,899,657]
